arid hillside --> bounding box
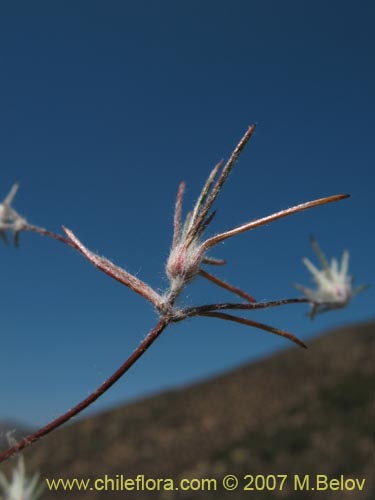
[1,320,374,499]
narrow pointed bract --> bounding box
[201,194,350,250]
[172,181,185,249]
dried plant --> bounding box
[0,124,358,463]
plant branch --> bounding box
[26,224,77,248]
[202,194,350,250]
[0,125,354,466]
[199,311,307,348]
[0,317,170,464]
[63,227,164,310]
[182,297,309,317]
[199,269,256,303]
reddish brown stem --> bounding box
[202,257,226,266]
[200,311,307,349]
[183,297,309,317]
[26,224,77,248]
[203,194,350,250]
[199,269,256,303]
[0,317,169,464]
[63,227,163,309]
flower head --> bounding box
[0,457,43,500]
[0,184,27,247]
[164,125,256,303]
[165,125,349,305]
[0,433,43,500]
[295,237,367,318]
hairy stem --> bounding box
[26,224,164,310]
[63,227,164,309]
[26,224,77,248]
[0,317,169,464]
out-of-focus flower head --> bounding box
[0,433,43,500]
[295,237,367,318]
[0,184,27,247]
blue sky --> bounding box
[0,1,374,427]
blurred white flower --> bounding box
[0,455,43,500]
[0,184,27,247]
[295,237,367,318]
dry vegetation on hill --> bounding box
[2,320,374,499]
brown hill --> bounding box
[2,320,374,499]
